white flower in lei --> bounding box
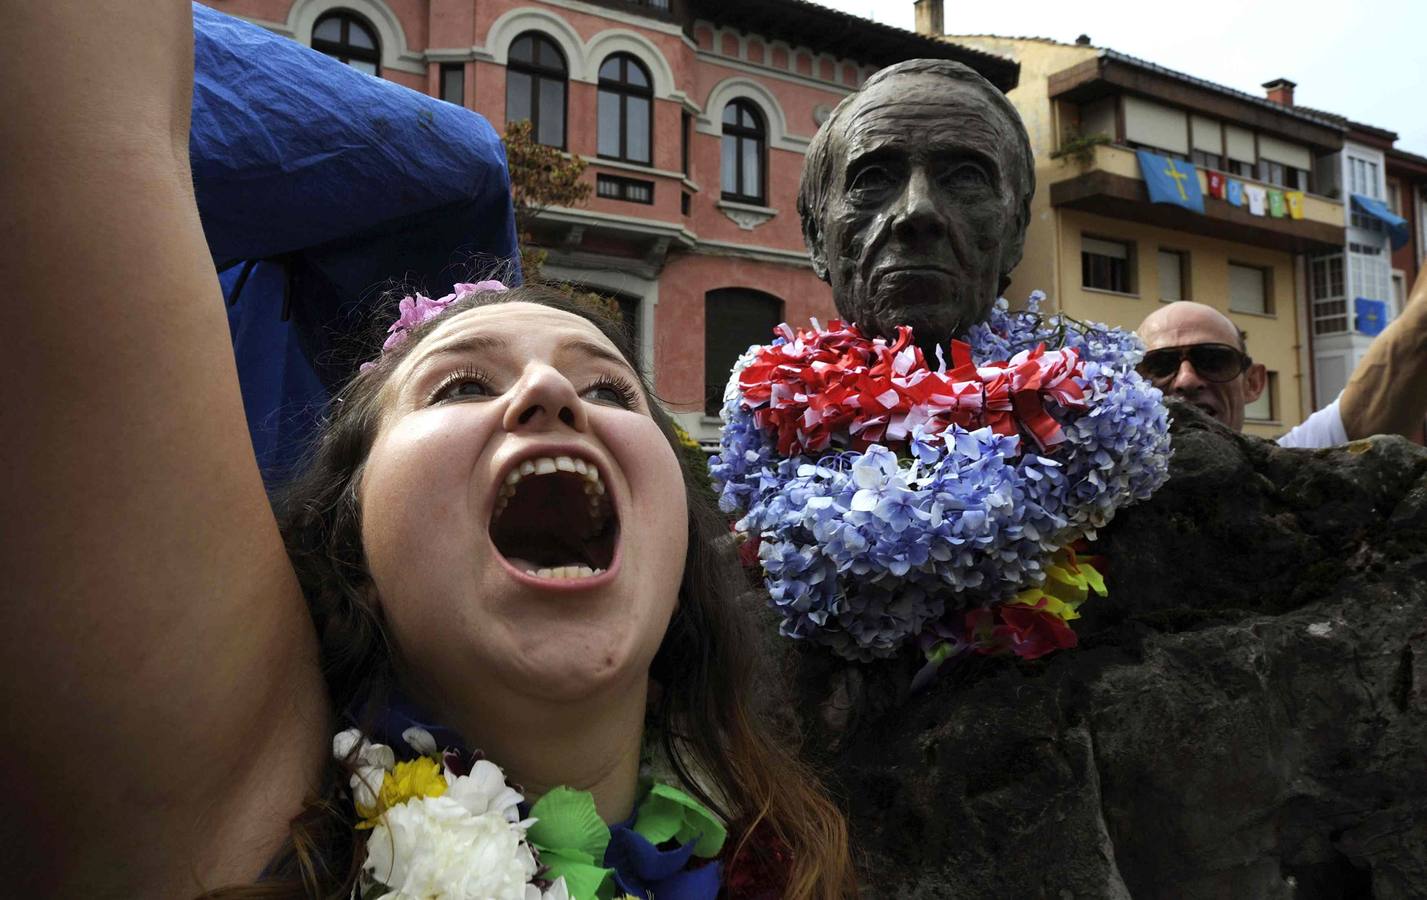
[363,795,541,899]
[335,728,569,900]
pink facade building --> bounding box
[201,0,1016,442]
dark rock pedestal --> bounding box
[795,402,1427,899]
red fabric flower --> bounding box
[736,321,1087,458]
[722,822,793,900]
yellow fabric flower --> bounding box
[1006,547,1108,624]
[357,757,448,827]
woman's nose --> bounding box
[502,364,587,433]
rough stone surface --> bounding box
[790,401,1427,898]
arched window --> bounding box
[705,288,782,416]
[721,99,766,204]
[311,10,381,76]
[506,32,568,149]
[598,54,653,165]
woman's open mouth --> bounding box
[489,454,619,582]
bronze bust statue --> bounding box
[797,59,1036,354]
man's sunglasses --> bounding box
[1137,343,1251,383]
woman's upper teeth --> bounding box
[493,455,607,524]
[503,455,603,491]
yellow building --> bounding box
[937,33,1347,439]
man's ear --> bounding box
[1243,361,1267,403]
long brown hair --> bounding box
[201,284,855,898]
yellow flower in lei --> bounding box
[357,757,448,827]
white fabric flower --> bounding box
[444,759,526,823]
[333,728,396,771]
[364,795,538,899]
[402,726,439,756]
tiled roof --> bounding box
[692,0,1020,90]
[1095,49,1345,130]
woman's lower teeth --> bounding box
[528,564,603,579]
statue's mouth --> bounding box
[873,265,959,302]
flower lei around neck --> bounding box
[336,727,727,900]
[710,293,1172,671]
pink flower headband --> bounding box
[362,280,508,370]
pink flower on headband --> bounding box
[362,280,509,370]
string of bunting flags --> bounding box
[1136,149,1306,220]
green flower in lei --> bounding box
[528,783,727,900]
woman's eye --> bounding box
[431,374,495,403]
[583,379,638,409]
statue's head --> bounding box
[798,59,1035,350]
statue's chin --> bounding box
[866,273,973,344]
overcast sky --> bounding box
[815,0,1427,156]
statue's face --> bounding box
[814,74,1022,349]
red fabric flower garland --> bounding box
[736,321,1087,457]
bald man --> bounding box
[1137,273,1427,448]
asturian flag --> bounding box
[1136,150,1205,214]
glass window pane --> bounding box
[350,59,378,76]
[1082,237,1128,259]
[1244,373,1274,420]
[442,66,464,105]
[626,97,650,163]
[599,57,620,81]
[348,22,376,50]
[538,78,565,147]
[626,59,649,89]
[598,91,621,157]
[506,71,532,124]
[510,36,533,64]
[1157,251,1182,301]
[1228,264,1267,314]
[723,103,738,125]
[721,135,737,194]
[313,17,342,42]
[742,138,760,199]
[538,39,561,71]
[741,105,757,130]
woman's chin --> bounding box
[498,638,652,704]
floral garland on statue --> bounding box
[709,293,1172,670]
[336,727,728,900]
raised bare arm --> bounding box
[1340,268,1427,441]
[0,3,327,895]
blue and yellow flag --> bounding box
[1136,150,1205,214]
[1355,298,1388,336]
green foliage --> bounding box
[503,118,591,281]
[1051,130,1112,166]
[671,420,717,508]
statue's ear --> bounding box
[801,214,830,281]
[810,250,830,282]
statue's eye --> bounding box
[939,162,992,189]
[848,164,895,195]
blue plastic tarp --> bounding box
[1350,193,1410,251]
[190,3,519,479]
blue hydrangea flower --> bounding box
[711,294,1172,660]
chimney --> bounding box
[1263,78,1296,107]
[1075,34,1092,46]
[914,0,943,36]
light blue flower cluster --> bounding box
[709,294,1173,661]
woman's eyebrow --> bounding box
[400,333,508,392]
[557,337,636,375]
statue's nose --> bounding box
[892,167,947,243]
